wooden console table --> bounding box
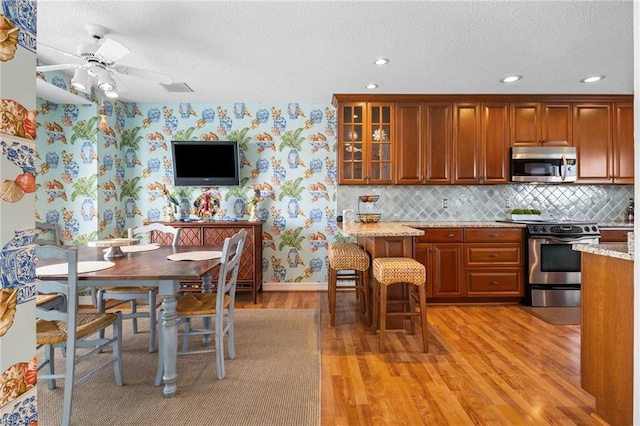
[153,221,263,303]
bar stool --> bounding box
[371,257,428,353]
[327,242,370,326]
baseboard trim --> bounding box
[263,282,328,291]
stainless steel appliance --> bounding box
[525,222,600,307]
[510,146,578,183]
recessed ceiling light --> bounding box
[581,75,605,83]
[374,58,389,66]
[366,83,378,89]
[500,75,522,83]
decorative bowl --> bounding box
[359,195,379,203]
[358,213,381,223]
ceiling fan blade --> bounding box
[38,42,81,60]
[112,65,173,84]
[95,38,130,63]
[36,63,78,72]
[112,73,129,93]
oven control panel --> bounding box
[527,223,600,237]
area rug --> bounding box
[520,306,581,325]
[37,309,321,426]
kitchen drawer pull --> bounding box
[447,233,455,237]
[489,253,498,257]
[491,280,498,285]
[490,233,499,237]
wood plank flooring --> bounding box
[236,291,599,426]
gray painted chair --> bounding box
[155,228,246,384]
[97,222,181,352]
[36,245,123,426]
[35,221,61,246]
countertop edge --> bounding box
[573,243,634,261]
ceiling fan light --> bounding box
[97,69,116,91]
[71,67,89,90]
[105,90,119,98]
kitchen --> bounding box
[1,1,639,425]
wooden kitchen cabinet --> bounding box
[574,103,614,183]
[338,102,393,184]
[510,102,572,147]
[454,102,509,184]
[464,228,524,297]
[415,226,523,301]
[415,228,463,298]
[154,221,263,303]
[612,102,634,184]
[396,102,453,184]
[599,228,631,242]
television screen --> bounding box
[171,140,240,186]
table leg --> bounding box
[159,280,179,397]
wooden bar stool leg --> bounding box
[408,284,416,335]
[329,267,337,326]
[361,269,370,326]
[419,284,428,353]
[371,278,379,334]
[379,283,388,354]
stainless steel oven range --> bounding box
[524,222,600,307]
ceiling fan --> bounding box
[37,23,173,99]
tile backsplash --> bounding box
[338,184,634,223]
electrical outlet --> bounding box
[505,198,511,208]
[443,198,448,209]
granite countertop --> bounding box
[401,221,526,228]
[598,222,634,228]
[573,243,634,261]
[340,222,425,237]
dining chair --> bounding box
[97,222,181,352]
[36,245,124,426]
[155,228,247,384]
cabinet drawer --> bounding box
[466,270,523,296]
[416,228,463,243]
[465,228,523,243]
[465,243,522,266]
[599,228,630,243]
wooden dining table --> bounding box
[36,245,221,398]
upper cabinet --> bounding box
[338,102,393,184]
[510,102,572,147]
[333,94,633,186]
[396,102,453,184]
[612,102,634,184]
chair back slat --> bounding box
[216,229,246,310]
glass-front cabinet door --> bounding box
[340,103,365,183]
[368,103,393,183]
[338,102,393,184]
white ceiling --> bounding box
[36,0,634,105]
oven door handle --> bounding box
[531,236,598,244]
[561,154,567,181]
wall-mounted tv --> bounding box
[171,140,241,186]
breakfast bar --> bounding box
[573,241,634,426]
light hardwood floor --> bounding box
[236,291,599,426]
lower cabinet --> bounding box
[415,227,524,301]
[152,221,263,303]
[599,227,631,243]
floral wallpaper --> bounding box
[35,70,345,285]
[0,0,39,423]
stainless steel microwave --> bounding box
[510,147,578,183]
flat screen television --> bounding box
[171,140,241,186]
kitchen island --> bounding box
[573,242,634,426]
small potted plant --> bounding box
[509,208,542,221]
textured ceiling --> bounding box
[36,0,634,104]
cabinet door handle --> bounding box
[489,253,498,258]
[490,280,499,285]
